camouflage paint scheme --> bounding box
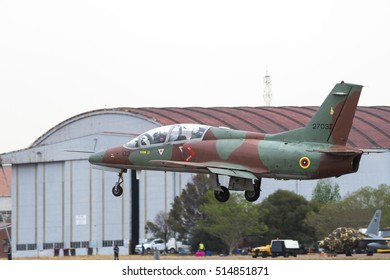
[89,82,364,202]
[319,209,390,256]
[319,227,366,256]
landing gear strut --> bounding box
[112,169,126,197]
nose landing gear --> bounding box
[112,169,127,197]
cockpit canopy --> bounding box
[125,124,210,149]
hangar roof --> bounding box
[33,106,389,149]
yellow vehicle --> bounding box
[251,244,271,258]
[252,239,300,258]
[377,249,390,253]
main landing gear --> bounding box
[112,169,127,197]
[214,186,230,203]
[244,180,261,202]
[211,174,261,203]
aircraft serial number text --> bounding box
[312,123,332,130]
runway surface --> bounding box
[8,252,390,260]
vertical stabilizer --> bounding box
[266,82,363,145]
[306,82,363,145]
[365,209,381,237]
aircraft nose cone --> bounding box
[88,151,105,164]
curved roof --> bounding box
[33,106,389,149]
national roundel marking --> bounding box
[299,156,311,169]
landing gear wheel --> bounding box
[244,187,260,202]
[244,180,261,202]
[112,169,126,197]
[214,186,230,202]
[112,183,123,197]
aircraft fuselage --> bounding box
[89,126,362,180]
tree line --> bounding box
[145,174,390,255]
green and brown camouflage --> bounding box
[89,82,364,202]
[318,227,366,255]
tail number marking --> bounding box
[312,123,332,130]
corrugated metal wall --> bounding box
[2,109,388,257]
[6,111,190,257]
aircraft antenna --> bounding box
[263,66,272,106]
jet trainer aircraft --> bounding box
[89,81,364,202]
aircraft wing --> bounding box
[363,237,388,242]
[149,160,268,180]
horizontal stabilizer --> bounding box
[359,149,388,154]
[309,146,363,156]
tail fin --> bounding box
[267,81,363,145]
[365,209,381,237]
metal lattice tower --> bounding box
[263,66,272,106]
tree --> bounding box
[258,189,316,245]
[189,226,228,254]
[306,184,390,239]
[167,174,210,239]
[199,190,267,255]
[148,174,227,253]
[311,179,341,204]
[145,211,172,243]
[342,184,390,227]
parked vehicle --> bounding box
[251,244,271,258]
[135,239,166,254]
[270,239,300,257]
[166,238,191,254]
[252,239,300,258]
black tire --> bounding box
[262,251,268,258]
[214,186,230,202]
[112,184,123,197]
[244,187,260,202]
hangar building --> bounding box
[0,106,389,257]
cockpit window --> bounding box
[124,124,210,149]
[125,137,139,148]
[168,124,209,142]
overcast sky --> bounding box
[1,0,389,153]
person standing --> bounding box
[199,242,205,252]
[7,246,12,260]
[114,245,119,260]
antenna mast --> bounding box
[263,66,272,106]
